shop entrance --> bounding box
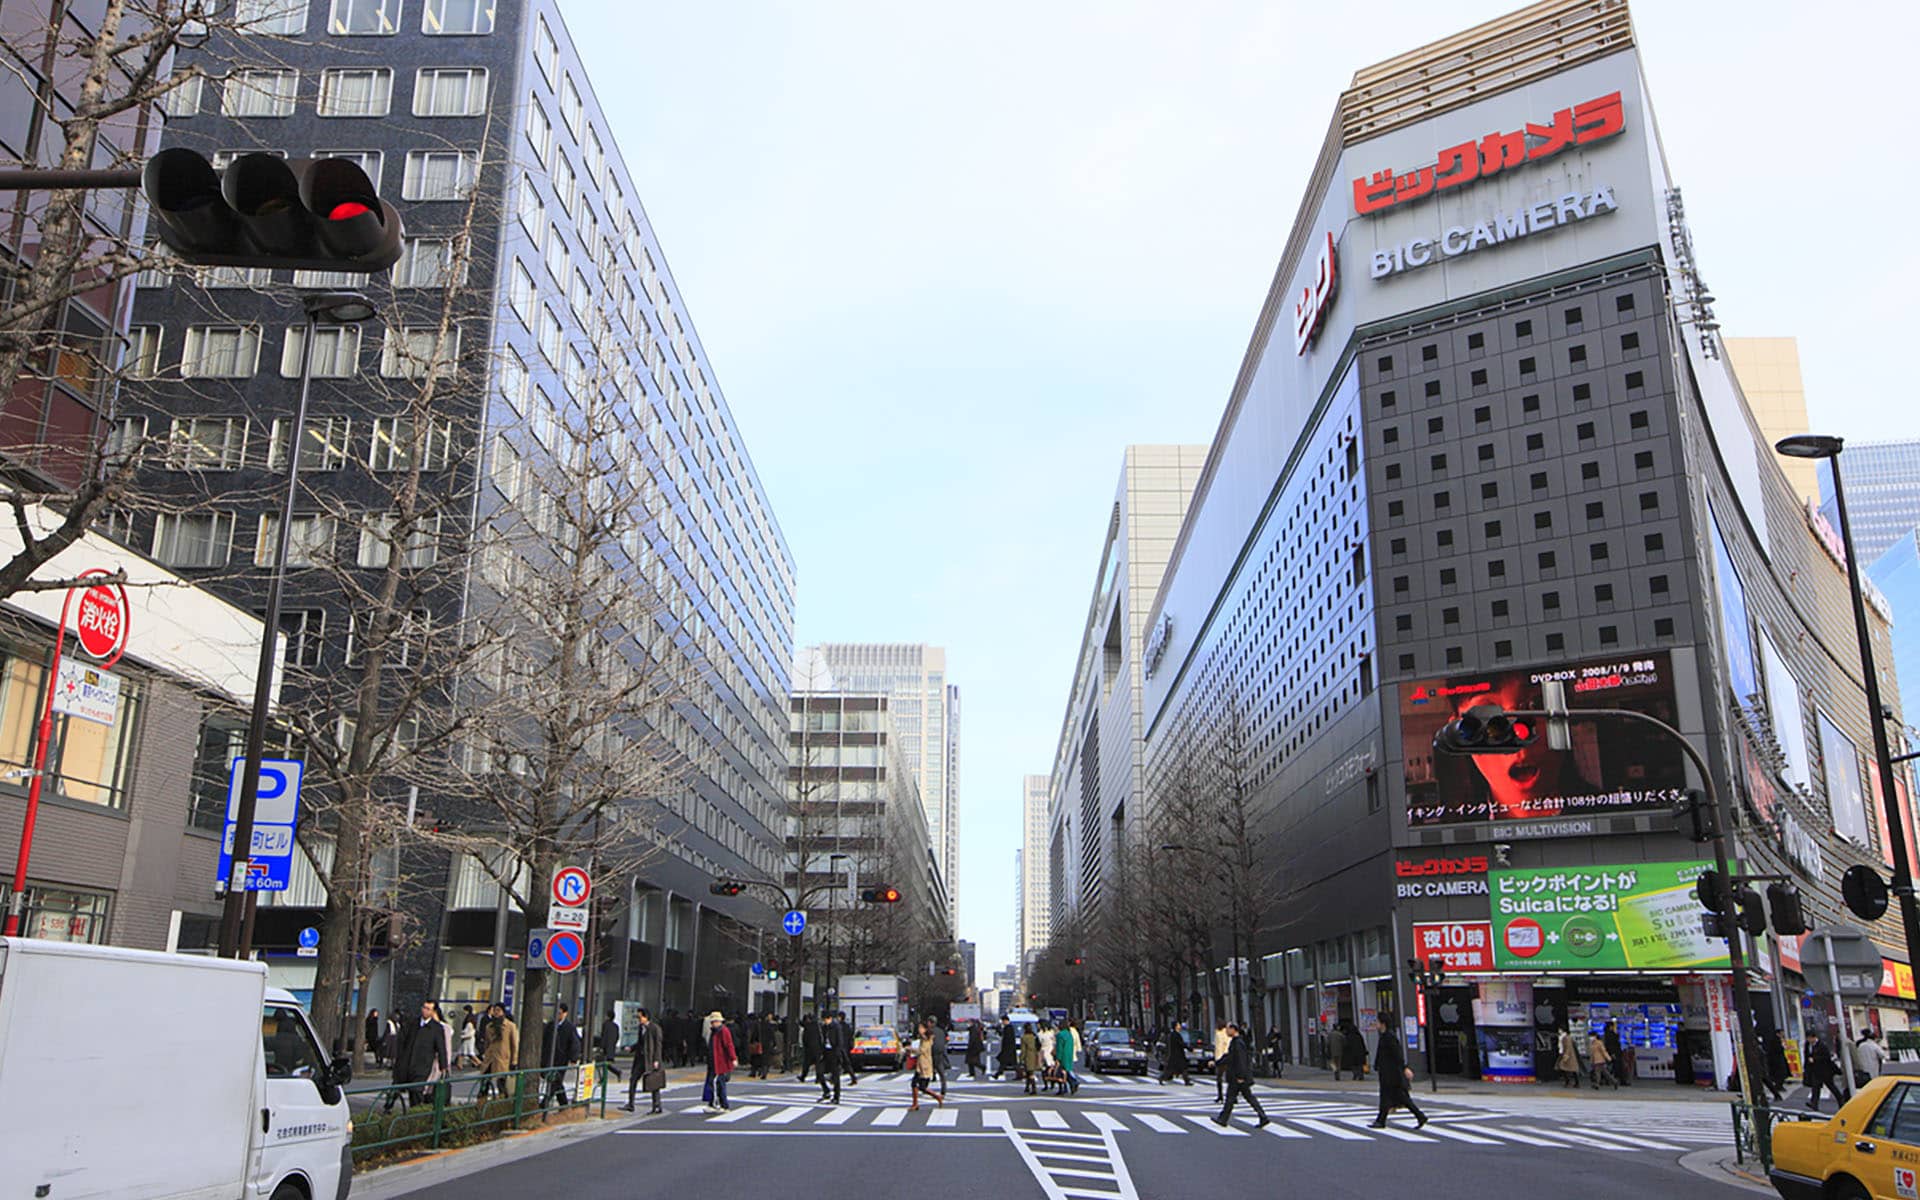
[1430,985,1477,1077]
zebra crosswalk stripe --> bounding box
[1509,1125,1632,1151]
[815,1105,859,1125]
[928,1108,959,1128]
[1186,1114,1248,1136]
[870,1107,909,1127]
[1290,1118,1371,1141]
[764,1105,812,1125]
[1136,1113,1186,1133]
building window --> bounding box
[267,416,350,471]
[329,0,402,35]
[1530,471,1549,491]
[1616,293,1637,313]
[570,269,592,321]
[166,416,248,470]
[357,512,441,568]
[312,149,382,189]
[552,155,576,220]
[0,884,111,942]
[125,325,163,378]
[152,513,236,568]
[103,417,147,468]
[583,124,605,185]
[1514,319,1532,338]
[498,345,528,414]
[1654,617,1675,638]
[220,69,298,117]
[534,14,558,81]
[544,226,569,282]
[369,416,452,471]
[162,74,203,117]
[256,513,337,567]
[393,236,468,287]
[380,326,460,378]
[401,150,477,200]
[280,324,360,378]
[538,306,563,365]
[422,0,493,34]
[317,67,392,116]
[525,96,552,164]
[414,66,488,116]
[201,262,273,289]
[559,73,582,134]
[509,259,536,325]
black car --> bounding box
[1090,1027,1149,1075]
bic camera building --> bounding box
[1141,0,1910,1088]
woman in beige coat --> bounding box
[1586,1029,1616,1089]
[1554,1028,1580,1087]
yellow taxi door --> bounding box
[1844,1080,1920,1200]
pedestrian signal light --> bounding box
[1433,703,1538,755]
[708,880,746,897]
[858,885,902,903]
[941,968,957,976]
[1700,911,1730,940]
[1694,869,1728,913]
[1065,956,1085,966]
[142,148,403,271]
[1767,883,1808,937]
[1736,886,1767,937]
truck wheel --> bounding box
[269,1181,307,1200]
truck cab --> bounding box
[260,986,355,1200]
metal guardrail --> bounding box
[345,1062,609,1164]
[1731,1100,1828,1172]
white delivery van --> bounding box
[0,937,353,1200]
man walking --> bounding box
[930,1016,952,1099]
[600,1009,624,1082]
[966,1019,985,1079]
[798,1014,821,1082]
[706,1010,737,1112]
[1213,1021,1232,1102]
[1369,1014,1427,1130]
[1160,1023,1192,1086]
[1212,1022,1270,1128]
[993,1017,1017,1079]
[623,1007,666,1114]
[818,1013,849,1104]
[1328,1021,1346,1082]
[387,998,450,1112]
[542,1003,581,1109]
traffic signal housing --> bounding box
[1672,789,1716,843]
[1735,886,1767,937]
[143,149,403,272]
[1433,703,1538,755]
[1767,883,1808,936]
[858,885,902,903]
[708,881,746,897]
[1065,956,1085,967]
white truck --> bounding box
[0,937,354,1200]
[837,973,909,1031]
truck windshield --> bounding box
[262,1004,328,1081]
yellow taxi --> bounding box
[1771,1070,1920,1200]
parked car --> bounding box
[850,1024,905,1071]
[1090,1027,1150,1075]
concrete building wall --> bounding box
[1725,338,1815,503]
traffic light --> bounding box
[1672,789,1716,843]
[1700,911,1731,939]
[708,880,746,897]
[1693,869,1728,913]
[1433,703,1538,755]
[941,967,958,976]
[142,148,403,272]
[1767,883,1808,936]
[1736,886,1767,937]
[1065,956,1085,966]
[858,885,902,903]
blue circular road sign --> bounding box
[297,926,319,949]
[546,930,584,974]
[751,961,765,976]
[782,909,807,936]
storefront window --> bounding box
[0,651,139,809]
[0,883,110,942]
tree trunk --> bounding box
[308,784,370,1052]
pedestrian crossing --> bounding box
[623,1093,1705,1153]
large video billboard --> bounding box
[1401,652,1686,827]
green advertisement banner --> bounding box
[1489,860,1730,971]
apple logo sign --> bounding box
[1534,1003,1556,1024]
[1439,1002,1460,1024]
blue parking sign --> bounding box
[216,758,303,892]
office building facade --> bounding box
[1140,0,1911,1086]
[125,0,797,1013]
[1043,445,1203,1002]
[1724,338,1816,505]
[1820,439,1920,566]
[812,643,960,931]
[1018,773,1050,981]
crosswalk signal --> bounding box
[1767,883,1808,936]
[1736,886,1767,937]
[708,880,746,897]
[1700,911,1731,939]
[1065,956,1085,966]
[1434,704,1538,755]
[1672,789,1716,843]
[143,148,403,272]
[858,885,902,903]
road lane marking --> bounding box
[928,1108,959,1127]
[815,1105,858,1125]
[764,1106,812,1125]
[1135,1114,1185,1133]
[1083,1112,1128,1135]
[1262,1121,1310,1139]
[1185,1115,1248,1136]
[1509,1125,1632,1151]
[1407,1121,1501,1145]
[709,1105,764,1123]
[1291,1118,1370,1141]
[1033,1109,1069,1129]
[871,1107,909,1127]
[1338,1118,1436,1142]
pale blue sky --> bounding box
[568,0,1920,982]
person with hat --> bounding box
[706,1010,738,1112]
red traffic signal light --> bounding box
[143,148,403,272]
[941,967,957,976]
[708,880,746,897]
[1434,703,1540,756]
[1065,956,1085,966]
[858,885,902,903]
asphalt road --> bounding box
[391,1068,1754,1199]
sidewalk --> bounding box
[1267,1059,1740,1102]
[1678,1146,1775,1194]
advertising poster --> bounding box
[1472,979,1535,1081]
[1491,860,1729,972]
[1401,651,1686,827]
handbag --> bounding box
[749,1041,764,1056]
[643,1066,667,1092]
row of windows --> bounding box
[124,323,457,381]
[1382,472,1668,526]
[134,509,445,573]
[216,0,495,37]
[1377,364,1652,416]
[111,414,452,473]
[1373,292,1642,374]
[165,66,488,119]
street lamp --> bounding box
[218,291,376,959]
[1773,434,1920,979]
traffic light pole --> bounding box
[1451,706,1762,1109]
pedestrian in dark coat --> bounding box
[541,1004,582,1108]
[365,1010,382,1067]
[1806,1038,1842,1112]
[1603,1020,1626,1087]
[1340,1020,1368,1079]
[1160,1024,1193,1086]
[966,1020,986,1078]
[994,1019,1017,1078]
[386,1000,449,1111]
[1763,1031,1790,1102]
[600,1010,624,1080]
[623,1008,667,1114]
[1212,1023,1269,1127]
[799,1015,823,1082]
[1369,1019,1427,1129]
[817,1014,848,1103]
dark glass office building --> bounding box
[1142,0,1911,1087]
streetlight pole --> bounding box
[218,291,376,959]
[1776,435,1920,979]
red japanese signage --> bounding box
[1396,854,1489,879]
[1351,92,1625,218]
[1413,920,1496,972]
[1292,231,1337,355]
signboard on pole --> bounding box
[296,927,319,958]
[73,578,130,663]
[502,968,516,1009]
[527,930,550,970]
[1490,860,1728,971]
[550,905,589,932]
[552,866,591,907]
[216,758,304,892]
[782,910,807,937]
[546,930,584,974]
[52,660,120,726]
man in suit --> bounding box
[542,1003,582,1109]
[386,999,448,1111]
[1212,1022,1270,1129]
[818,1013,851,1103]
[798,1014,823,1083]
[622,1007,666,1114]
[599,1009,624,1081]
